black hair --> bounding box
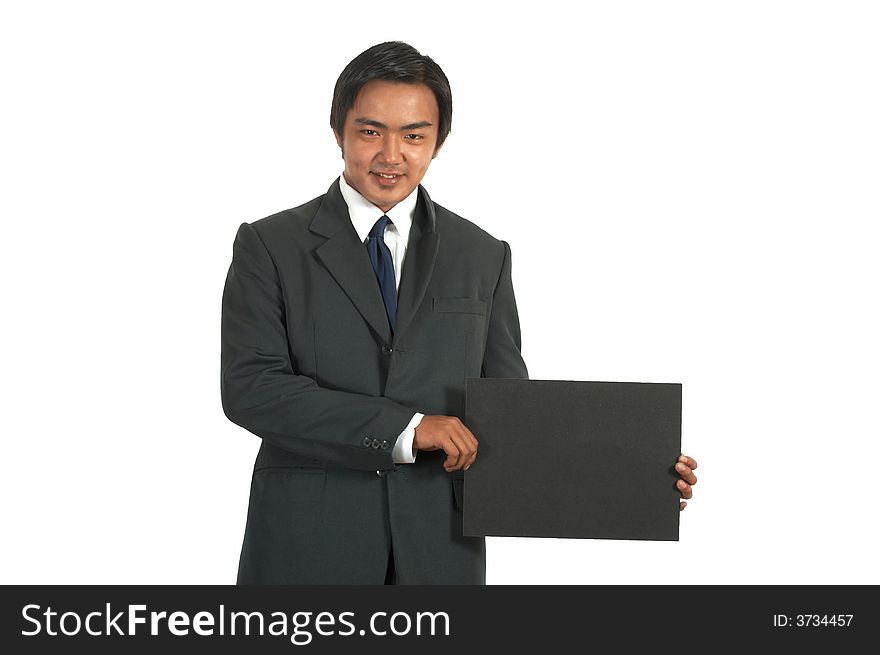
[330,41,452,151]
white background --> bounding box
[2,1,877,585]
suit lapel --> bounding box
[312,179,393,345]
[395,185,440,343]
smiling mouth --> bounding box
[372,172,403,179]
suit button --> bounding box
[381,440,390,450]
[376,469,387,477]
[381,345,393,355]
[371,439,380,449]
[363,437,372,447]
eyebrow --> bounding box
[354,118,433,131]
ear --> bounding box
[431,141,443,160]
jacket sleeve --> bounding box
[220,222,415,471]
[481,240,529,379]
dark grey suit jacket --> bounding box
[221,178,528,584]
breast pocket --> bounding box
[429,297,488,382]
[433,297,487,316]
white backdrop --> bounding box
[2,0,877,585]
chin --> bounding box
[373,188,410,203]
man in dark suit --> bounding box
[221,41,698,584]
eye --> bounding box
[361,129,379,136]
[404,134,424,140]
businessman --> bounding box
[221,41,698,584]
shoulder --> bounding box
[432,200,509,261]
[233,192,330,259]
[248,193,324,237]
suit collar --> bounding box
[311,178,439,345]
[312,179,392,343]
[309,177,436,237]
[395,189,439,340]
[337,173,417,247]
[309,177,351,238]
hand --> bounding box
[676,454,698,511]
[413,415,478,472]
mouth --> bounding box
[371,171,404,187]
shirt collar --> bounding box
[338,173,416,246]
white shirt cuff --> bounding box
[392,413,424,464]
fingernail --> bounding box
[676,463,685,471]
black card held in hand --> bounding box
[463,379,682,541]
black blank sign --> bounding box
[463,379,682,541]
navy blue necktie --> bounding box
[366,215,397,332]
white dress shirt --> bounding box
[337,173,424,464]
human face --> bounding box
[334,80,441,213]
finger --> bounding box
[680,501,687,511]
[442,439,462,470]
[678,454,698,470]
[455,431,478,469]
[675,461,698,485]
[444,430,474,471]
[452,421,478,455]
[460,423,479,451]
[467,445,479,470]
[437,421,462,470]
[447,421,476,457]
[464,444,479,471]
[676,479,693,499]
[458,425,479,470]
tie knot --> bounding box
[369,215,392,239]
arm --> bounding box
[221,222,415,471]
[481,240,529,379]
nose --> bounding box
[379,137,402,164]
